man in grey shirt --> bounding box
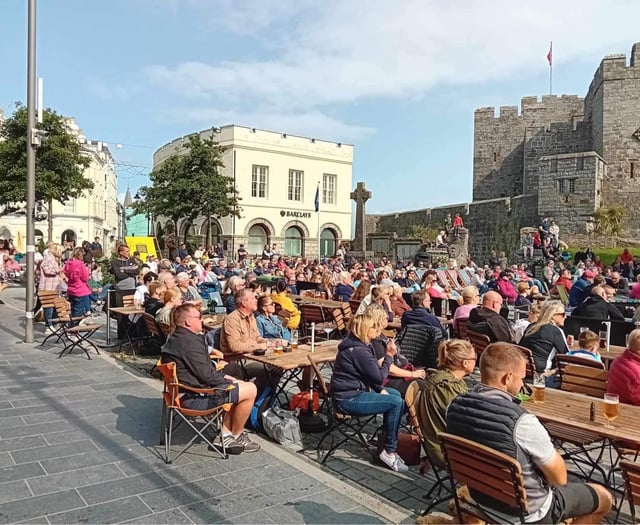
[446,343,611,523]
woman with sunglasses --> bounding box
[519,300,569,386]
[255,295,291,343]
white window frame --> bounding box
[322,173,337,205]
[251,165,269,198]
[288,169,303,201]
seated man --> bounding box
[467,290,513,343]
[607,271,629,296]
[160,303,259,454]
[220,288,280,394]
[447,342,612,523]
[607,328,640,405]
[401,289,446,338]
[572,285,625,321]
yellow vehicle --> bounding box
[125,236,161,260]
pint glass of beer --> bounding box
[532,373,546,403]
[603,393,620,429]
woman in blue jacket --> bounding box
[330,312,407,472]
[255,295,291,342]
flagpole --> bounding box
[316,181,321,262]
[548,41,553,95]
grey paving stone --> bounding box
[0,462,46,483]
[90,380,141,391]
[255,473,323,504]
[27,463,126,496]
[358,475,392,494]
[10,439,99,465]
[77,471,168,505]
[0,420,68,440]
[0,402,12,410]
[154,457,233,484]
[262,499,382,524]
[47,495,151,524]
[121,508,194,524]
[214,460,300,491]
[293,486,368,513]
[0,489,85,524]
[0,480,32,504]
[0,404,61,420]
[8,398,51,409]
[219,510,277,524]
[179,487,277,523]
[139,476,230,513]
[0,435,47,453]
[41,450,161,474]
[0,453,15,468]
[20,409,86,425]
[342,505,387,523]
[114,454,194,477]
[43,429,90,445]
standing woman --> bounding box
[64,247,93,320]
[39,243,63,332]
[331,312,408,472]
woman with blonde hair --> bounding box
[39,243,63,332]
[452,285,479,334]
[331,312,408,472]
[155,288,182,326]
[334,270,354,302]
[416,339,476,467]
[519,300,569,377]
[366,304,426,397]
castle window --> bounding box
[493,151,497,163]
[568,179,576,193]
[558,179,566,193]
[576,157,584,171]
[550,159,558,172]
[631,162,635,179]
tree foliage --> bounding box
[409,224,440,243]
[133,135,241,241]
[0,104,92,239]
[594,205,625,245]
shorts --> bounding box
[534,483,599,524]
[180,385,239,410]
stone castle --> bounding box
[366,42,640,263]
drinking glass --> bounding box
[290,329,299,350]
[322,322,335,341]
[603,393,620,429]
[532,373,546,403]
[598,330,608,351]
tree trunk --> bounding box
[47,198,53,242]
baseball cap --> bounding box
[582,270,595,278]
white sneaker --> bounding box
[44,326,55,335]
[379,449,409,472]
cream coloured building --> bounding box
[152,125,353,259]
[0,115,122,251]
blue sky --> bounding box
[2,0,640,214]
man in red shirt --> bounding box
[452,213,464,237]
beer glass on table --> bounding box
[603,393,620,429]
[532,373,546,403]
[598,330,608,351]
[290,329,299,350]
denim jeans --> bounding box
[337,387,404,453]
[69,294,91,321]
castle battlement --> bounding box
[587,43,640,100]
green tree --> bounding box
[133,135,241,243]
[0,104,92,241]
[409,224,440,244]
[594,205,625,246]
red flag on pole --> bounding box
[547,42,553,66]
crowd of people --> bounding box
[4,231,640,521]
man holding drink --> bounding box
[447,342,612,523]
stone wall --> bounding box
[537,152,604,236]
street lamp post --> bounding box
[24,0,37,343]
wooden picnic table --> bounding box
[108,306,145,316]
[244,340,339,371]
[523,387,640,447]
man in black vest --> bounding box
[446,343,611,523]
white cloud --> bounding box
[143,0,640,139]
[86,78,134,101]
[146,0,640,108]
[157,106,374,143]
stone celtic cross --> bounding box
[351,181,371,252]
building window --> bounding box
[251,165,268,198]
[322,174,336,205]
[550,159,558,172]
[284,226,303,256]
[576,157,584,171]
[631,161,635,179]
[569,178,576,193]
[63,199,75,213]
[559,179,576,194]
[288,170,303,201]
